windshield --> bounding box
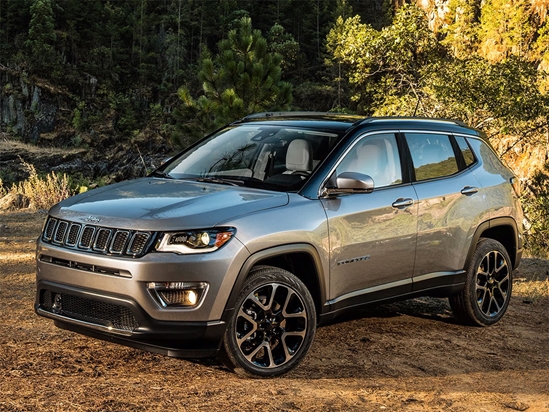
[160,125,341,191]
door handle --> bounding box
[461,186,479,195]
[392,198,414,208]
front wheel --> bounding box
[220,266,317,377]
[450,238,513,326]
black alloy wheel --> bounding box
[450,238,513,326]
[220,266,316,377]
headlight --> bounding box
[155,228,235,254]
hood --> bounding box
[50,178,289,231]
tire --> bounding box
[220,265,317,377]
[450,238,513,326]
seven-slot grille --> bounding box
[42,217,153,258]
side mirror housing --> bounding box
[322,172,374,197]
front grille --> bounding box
[41,217,154,258]
[66,224,81,246]
[41,290,139,333]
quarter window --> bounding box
[405,133,459,181]
[455,136,476,167]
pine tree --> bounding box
[478,0,534,62]
[441,0,481,58]
[174,16,293,147]
[25,0,57,73]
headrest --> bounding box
[286,139,313,172]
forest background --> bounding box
[0,0,548,255]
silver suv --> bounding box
[35,113,523,377]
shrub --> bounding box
[522,163,549,258]
[6,159,76,211]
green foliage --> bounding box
[523,163,549,257]
[327,3,549,129]
[478,0,534,62]
[25,0,57,72]
[267,23,299,72]
[109,92,140,138]
[429,56,548,130]
[441,0,481,58]
[72,101,88,132]
[327,5,443,114]
[174,17,293,147]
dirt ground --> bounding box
[0,210,548,412]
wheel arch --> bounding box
[466,217,521,270]
[221,244,327,322]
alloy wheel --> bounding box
[234,282,308,369]
[475,250,510,318]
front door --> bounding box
[321,133,418,310]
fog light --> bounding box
[147,282,208,308]
[52,293,62,313]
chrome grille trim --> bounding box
[93,228,112,252]
[110,231,130,254]
[53,221,68,243]
[44,218,57,241]
[66,223,82,246]
[127,232,151,256]
[79,226,95,249]
[41,217,154,258]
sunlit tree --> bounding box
[441,0,481,58]
[327,4,443,114]
[478,0,535,62]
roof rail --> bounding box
[242,111,360,120]
[359,116,468,127]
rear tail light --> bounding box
[510,176,521,196]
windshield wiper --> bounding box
[196,177,243,186]
[150,170,173,179]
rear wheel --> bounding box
[220,266,316,377]
[450,238,513,326]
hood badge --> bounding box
[85,215,101,224]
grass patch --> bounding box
[0,158,85,211]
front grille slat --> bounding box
[127,232,151,256]
[110,231,130,254]
[79,226,95,249]
[42,217,153,258]
[65,224,81,246]
[53,221,69,243]
[44,218,57,241]
[93,228,112,252]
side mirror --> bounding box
[321,172,374,197]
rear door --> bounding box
[403,132,485,289]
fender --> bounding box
[465,217,522,271]
[220,243,327,324]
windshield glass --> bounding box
[161,125,341,191]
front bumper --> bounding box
[35,237,249,357]
[35,280,231,358]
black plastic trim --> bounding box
[221,243,327,321]
[35,281,226,358]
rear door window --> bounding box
[404,133,459,181]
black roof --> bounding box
[237,112,484,138]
